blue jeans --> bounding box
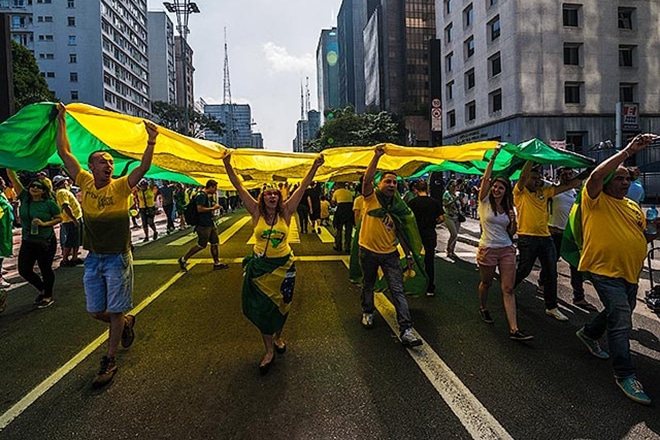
[83,252,134,313]
[514,235,558,309]
[583,274,638,379]
[359,247,413,332]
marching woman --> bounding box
[223,152,324,374]
[475,145,532,340]
[6,169,62,309]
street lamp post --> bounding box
[163,1,200,136]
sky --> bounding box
[147,0,342,152]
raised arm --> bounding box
[554,175,583,195]
[479,144,502,201]
[6,169,24,197]
[56,104,82,181]
[362,146,385,197]
[515,160,534,192]
[127,121,157,188]
[284,155,325,216]
[585,134,658,199]
[222,152,258,216]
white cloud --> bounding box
[262,42,315,74]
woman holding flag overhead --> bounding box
[223,152,324,375]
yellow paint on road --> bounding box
[167,217,231,246]
[219,216,252,244]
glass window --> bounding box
[447,110,456,128]
[67,16,75,26]
[70,90,79,100]
[446,81,454,100]
[445,0,452,14]
[445,52,454,72]
[566,132,586,153]
[68,35,76,45]
[466,101,476,121]
[619,83,636,102]
[445,23,453,43]
[489,16,500,41]
[563,43,581,65]
[564,82,582,104]
[489,89,502,113]
[619,45,635,67]
[489,52,501,77]
[465,36,475,58]
[465,69,475,90]
[69,72,78,82]
[464,4,474,27]
[618,8,634,29]
[563,4,580,27]
[69,53,77,63]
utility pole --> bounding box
[0,14,15,123]
[163,1,200,136]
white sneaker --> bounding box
[545,308,569,321]
[0,278,10,288]
[361,313,374,329]
[400,328,423,347]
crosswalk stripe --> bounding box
[167,217,231,246]
[219,216,252,244]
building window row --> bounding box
[563,4,636,30]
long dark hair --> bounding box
[257,189,284,219]
[488,176,513,215]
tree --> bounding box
[307,107,405,151]
[11,41,56,110]
[151,101,225,138]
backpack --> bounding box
[184,192,204,226]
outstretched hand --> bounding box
[626,133,659,154]
[374,144,386,158]
[144,121,158,142]
[313,155,325,168]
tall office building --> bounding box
[147,11,176,105]
[337,0,368,114]
[316,28,340,120]
[293,109,321,152]
[174,35,194,112]
[203,103,253,148]
[437,0,660,152]
[363,0,436,145]
[2,0,151,117]
[251,132,264,149]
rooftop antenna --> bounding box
[305,76,311,116]
[223,27,236,147]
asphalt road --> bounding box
[0,211,659,440]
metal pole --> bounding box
[0,14,16,123]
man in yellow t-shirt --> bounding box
[53,175,83,267]
[56,104,157,389]
[358,147,421,348]
[575,133,659,406]
[513,160,581,321]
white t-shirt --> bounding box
[548,189,576,230]
[478,198,513,248]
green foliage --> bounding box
[151,101,225,138]
[11,41,56,110]
[308,107,404,151]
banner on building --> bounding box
[621,103,640,131]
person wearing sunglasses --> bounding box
[575,133,660,406]
[6,170,62,309]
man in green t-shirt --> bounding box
[56,104,157,388]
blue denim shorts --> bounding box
[83,251,134,313]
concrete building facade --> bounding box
[147,11,176,105]
[2,0,151,117]
[437,0,660,153]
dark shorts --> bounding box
[60,220,82,248]
[196,225,219,248]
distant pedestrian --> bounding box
[331,182,354,252]
[306,181,322,234]
[53,175,83,267]
[174,182,188,230]
[6,169,62,309]
[157,180,175,233]
[319,195,330,227]
[407,180,444,296]
[56,104,156,388]
[294,184,310,233]
[442,179,462,258]
[223,152,324,374]
[136,179,158,242]
[626,166,644,206]
[177,180,228,272]
[0,177,14,290]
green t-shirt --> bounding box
[19,191,61,243]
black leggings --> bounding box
[18,236,57,297]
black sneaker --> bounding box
[33,294,45,305]
[36,297,54,309]
[178,257,188,272]
[92,356,118,388]
[509,330,534,341]
[213,263,230,270]
[121,314,136,348]
[479,309,494,324]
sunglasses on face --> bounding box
[30,184,45,189]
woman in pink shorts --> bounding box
[476,145,532,341]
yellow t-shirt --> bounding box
[77,170,133,254]
[358,192,397,254]
[136,187,156,208]
[55,188,82,223]
[252,215,292,258]
[578,187,646,284]
[514,184,555,236]
[320,200,330,219]
[332,188,353,204]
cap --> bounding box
[52,175,67,186]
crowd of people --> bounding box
[0,112,658,406]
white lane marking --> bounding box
[373,293,514,440]
[219,216,251,244]
[340,258,513,440]
[0,263,198,432]
[167,217,231,246]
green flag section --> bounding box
[1,102,594,187]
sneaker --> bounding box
[616,377,652,405]
[142,237,149,243]
[426,291,435,297]
[479,309,494,324]
[153,232,158,240]
[509,330,534,341]
[33,294,45,305]
[178,257,188,272]
[575,327,609,359]
[213,263,230,270]
[361,313,374,329]
[400,328,423,347]
[122,314,136,348]
[545,308,569,321]
[0,278,11,288]
[0,289,7,313]
[36,297,54,309]
[92,356,118,389]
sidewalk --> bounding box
[1,211,178,288]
